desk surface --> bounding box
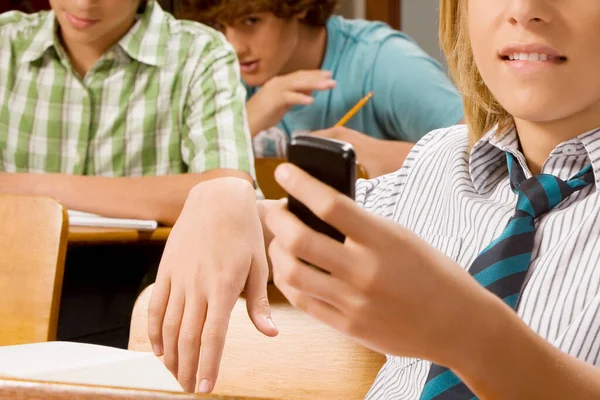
[0,377,267,400]
[68,226,171,245]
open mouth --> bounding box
[239,61,259,73]
[498,43,567,65]
[500,53,567,63]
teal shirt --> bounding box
[246,16,464,157]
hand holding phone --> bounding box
[286,135,356,243]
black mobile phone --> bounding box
[287,135,356,243]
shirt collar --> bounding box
[469,126,600,193]
[19,12,60,64]
[19,0,169,67]
[117,0,169,67]
[577,127,600,189]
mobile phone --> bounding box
[287,135,356,243]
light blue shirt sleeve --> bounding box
[371,38,464,143]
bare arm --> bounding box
[313,127,414,177]
[0,170,252,226]
[452,295,600,400]
[367,140,414,177]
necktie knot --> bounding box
[510,156,594,220]
[514,174,574,218]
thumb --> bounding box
[245,253,279,338]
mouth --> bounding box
[498,43,567,64]
[65,12,99,30]
[239,60,259,74]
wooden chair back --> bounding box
[129,285,385,400]
[255,158,369,200]
[0,195,68,345]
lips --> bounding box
[65,12,99,29]
[239,60,259,73]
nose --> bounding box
[505,0,552,27]
[224,27,249,58]
[70,0,101,12]
[73,0,99,7]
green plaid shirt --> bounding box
[0,1,255,178]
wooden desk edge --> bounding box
[68,226,172,245]
[0,376,270,400]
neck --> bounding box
[60,35,105,77]
[281,23,328,74]
[515,104,600,175]
[59,17,136,77]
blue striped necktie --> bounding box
[419,153,595,400]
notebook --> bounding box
[0,341,183,392]
[68,210,159,231]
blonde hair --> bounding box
[439,0,513,144]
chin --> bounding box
[506,106,566,123]
[497,91,573,121]
[57,22,99,43]
[242,75,269,87]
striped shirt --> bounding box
[357,125,600,399]
[0,0,255,178]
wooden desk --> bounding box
[68,226,171,245]
[0,376,269,400]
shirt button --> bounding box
[562,145,578,155]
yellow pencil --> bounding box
[335,91,374,127]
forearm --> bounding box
[0,170,252,226]
[367,140,414,177]
[246,99,272,138]
[452,295,600,400]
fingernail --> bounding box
[266,317,277,330]
[319,79,336,89]
[153,344,163,356]
[198,379,211,393]
[275,165,291,182]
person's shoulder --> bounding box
[415,124,470,157]
[0,10,48,40]
[329,17,440,78]
[327,17,422,94]
[329,17,441,67]
[166,17,222,43]
[356,124,469,213]
[163,13,231,57]
[329,16,413,48]
[401,124,470,176]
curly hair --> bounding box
[175,0,339,27]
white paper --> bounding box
[68,210,158,231]
[0,341,183,392]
